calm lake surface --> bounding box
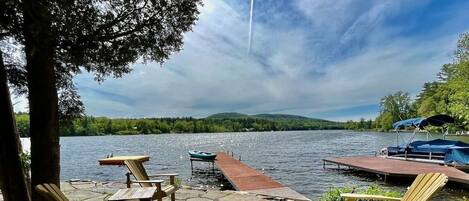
[60,130,468,200]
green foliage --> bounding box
[346,92,415,132]
[16,113,30,137]
[374,112,394,131]
[344,118,373,131]
[378,91,415,123]
[19,152,31,175]
[319,186,353,201]
[319,185,402,201]
[16,113,344,136]
[361,184,401,198]
[2,0,203,122]
[346,32,469,132]
[413,33,469,130]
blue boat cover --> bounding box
[392,118,426,129]
[389,139,469,165]
[392,115,454,129]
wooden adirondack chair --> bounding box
[35,183,69,201]
[341,173,448,201]
[124,160,179,201]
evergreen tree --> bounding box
[1,1,202,200]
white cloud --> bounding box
[62,0,469,120]
[12,95,28,113]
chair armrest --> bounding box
[132,179,164,184]
[340,193,401,201]
[148,173,179,177]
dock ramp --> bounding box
[215,152,311,201]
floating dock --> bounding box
[323,156,469,184]
[215,152,311,201]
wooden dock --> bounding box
[324,156,469,184]
[215,152,311,201]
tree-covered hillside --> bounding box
[252,113,311,120]
[16,113,344,137]
[208,112,327,121]
[206,112,249,119]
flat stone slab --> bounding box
[247,187,311,201]
[0,181,269,201]
[201,190,234,200]
[186,198,212,201]
[217,193,267,201]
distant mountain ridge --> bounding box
[206,112,333,122]
[206,112,249,119]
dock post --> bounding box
[190,159,193,172]
[212,161,215,173]
[126,172,131,188]
[323,160,325,169]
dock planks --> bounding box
[215,152,311,201]
[324,156,469,184]
[98,155,150,165]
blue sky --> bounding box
[15,0,469,121]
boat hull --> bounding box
[189,150,217,160]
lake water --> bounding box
[60,130,468,200]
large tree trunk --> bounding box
[22,0,60,200]
[0,52,31,201]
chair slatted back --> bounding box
[402,173,448,201]
[124,159,152,187]
[35,183,69,201]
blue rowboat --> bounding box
[188,150,217,160]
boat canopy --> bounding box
[392,115,454,130]
[392,118,425,129]
[425,114,455,126]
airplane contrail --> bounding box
[248,0,254,55]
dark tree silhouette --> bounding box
[0,2,31,201]
[1,0,202,200]
[0,51,31,201]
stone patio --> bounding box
[1,181,288,201]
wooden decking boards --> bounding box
[323,156,469,184]
[215,152,311,201]
[98,155,150,165]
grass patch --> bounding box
[319,184,402,201]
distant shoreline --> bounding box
[16,114,345,137]
[63,129,347,137]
